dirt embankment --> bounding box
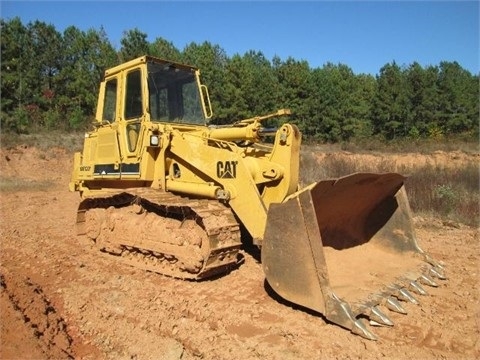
[0,145,479,359]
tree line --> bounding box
[1,18,478,142]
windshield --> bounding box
[147,62,205,125]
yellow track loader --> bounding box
[69,55,446,339]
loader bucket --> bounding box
[262,173,445,340]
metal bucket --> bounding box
[262,173,445,339]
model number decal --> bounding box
[217,161,238,179]
[80,165,91,171]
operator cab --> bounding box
[99,56,212,128]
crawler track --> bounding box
[76,188,242,279]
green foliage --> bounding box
[43,108,61,129]
[149,37,182,61]
[433,184,457,215]
[5,106,30,133]
[68,107,86,130]
[405,63,439,137]
[373,62,410,139]
[119,28,149,62]
[408,126,421,140]
[1,17,478,141]
[274,57,314,134]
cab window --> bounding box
[125,69,143,119]
[147,62,204,124]
[102,79,117,122]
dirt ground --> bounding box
[0,145,478,360]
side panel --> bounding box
[168,132,268,240]
[95,127,121,166]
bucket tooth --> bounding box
[398,288,419,305]
[420,274,439,287]
[352,319,378,341]
[386,297,407,314]
[425,254,445,270]
[430,267,447,280]
[370,306,394,326]
[326,295,378,340]
[409,281,428,296]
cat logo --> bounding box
[217,161,238,179]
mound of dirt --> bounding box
[0,145,478,360]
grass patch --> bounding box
[300,151,479,227]
[0,130,85,152]
[405,163,479,226]
[0,177,53,192]
[303,136,479,155]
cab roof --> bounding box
[104,55,199,77]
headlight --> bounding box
[150,135,159,146]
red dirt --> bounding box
[0,145,478,359]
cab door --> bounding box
[120,68,144,167]
[92,66,146,179]
[91,76,123,178]
[95,67,146,178]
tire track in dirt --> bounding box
[0,269,73,359]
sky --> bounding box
[1,1,479,75]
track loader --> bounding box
[69,55,446,340]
